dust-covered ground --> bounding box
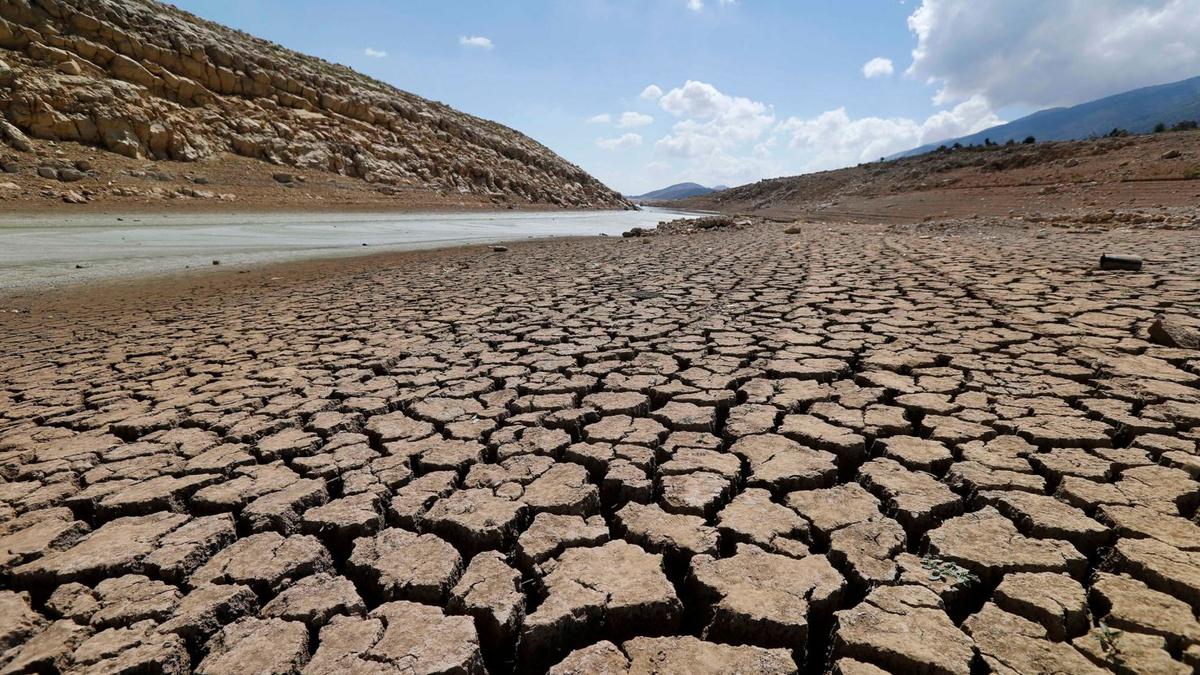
[1,220,1198,674]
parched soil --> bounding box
[2,220,1199,673]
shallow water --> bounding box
[0,207,696,292]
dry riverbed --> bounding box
[1,219,1198,674]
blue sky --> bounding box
[172,0,1200,194]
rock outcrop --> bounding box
[0,0,629,208]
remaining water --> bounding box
[0,207,698,292]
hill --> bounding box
[669,129,1200,226]
[896,75,1200,158]
[0,0,629,211]
[630,182,718,201]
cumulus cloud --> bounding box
[908,0,1200,108]
[651,81,780,186]
[778,94,1002,170]
[586,113,612,124]
[458,35,494,50]
[363,48,387,58]
[618,112,654,128]
[640,84,664,101]
[862,57,894,79]
[596,133,643,151]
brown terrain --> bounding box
[3,2,1200,675]
[670,130,1200,229]
[0,0,629,212]
[2,212,1200,673]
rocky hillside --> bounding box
[672,130,1200,227]
[0,0,629,209]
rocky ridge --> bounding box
[0,0,629,209]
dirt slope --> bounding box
[671,131,1200,227]
[0,0,629,211]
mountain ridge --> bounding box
[630,182,721,201]
[894,75,1200,159]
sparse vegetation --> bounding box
[920,557,980,587]
[1022,136,1036,144]
[1095,623,1124,667]
[1154,122,1167,133]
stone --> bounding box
[832,585,974,675]
[615,501,719,562]
[12,512,190,585]
[260,573,365,626]
[191,532,333,595]
[857,458,961,536]
[0,591,45,652]
[979,490,1110,554]
[993,572,1088,640]
[716,488,809,553]
[659,470,731,518]
[550,636,798,674]
[300,493,385,551]
[1149,314,1200,349]
[346,528,462,604]
[827,518,906,587]
[729,434,838,493]
[89,574,182,628]
[420,488,527,556]
[779,414,866,463]
[65,620,190,675]
[876,436,954,474]
[448,551,524,649]
[690,545,844,649]
[1090,572,1200,648]
[924,507,1087,583]
[786,483,882,542]
[963,603,1104,675]
[157,584,259,645]
[236,475,331,533]
[1073,628,1189,675]
[305,601,483,674]
[195,617,309,675]
[1105,536,1200,608]
[516,513,609,569]
[519,541,681,668]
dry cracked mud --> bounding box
[1,220,1199,673]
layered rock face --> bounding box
[0,0,628,208]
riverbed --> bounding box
[0,207,696,292]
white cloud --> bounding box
[862,57,894,79]
[596,133,643,151]
[778,94,1002,170]
[908,0,1200,108]
[640,85,664,101]
[363,48,387,58]
[586,113,612,124]
[618,112,654,128]
[458,35,494,50]
[686,0,735,11]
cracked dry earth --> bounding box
[2,221,1200,674]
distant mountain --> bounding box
[630,182,721,201]
[896,75,1200,158]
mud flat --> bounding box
[1,219,1198,674]
[0,208,694,292]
